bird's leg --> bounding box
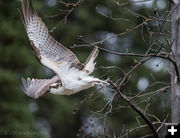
[95,80,110,89]
[84,77,110,89]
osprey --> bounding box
[18,0,109,99]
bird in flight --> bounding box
[18,0,109,99]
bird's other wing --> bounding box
[83,46,99,74]
[18,75,60,99]
[18,0,83,70]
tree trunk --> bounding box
[171,0,180,123]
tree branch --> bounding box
[109,81,159,138]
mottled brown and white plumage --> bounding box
[18,0,108,99]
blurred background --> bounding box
[0,0,171,137]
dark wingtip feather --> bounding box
[29,0,35,14]
[19,0,28,28]
[17,8,26,28]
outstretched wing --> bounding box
[18,75,60,99]
[18,0,83,69]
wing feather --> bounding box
[18,0,83,69]
[83,46,99,74]
[21,77,27,88]
[18,75,60,99]
[84,46,99,65]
